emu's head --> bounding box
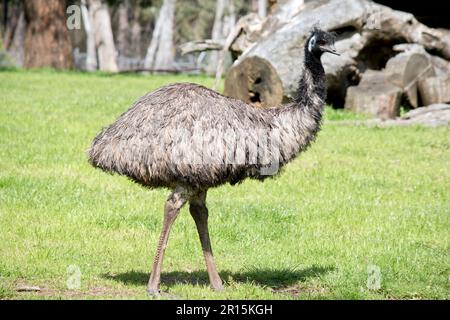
[307,28,339,58]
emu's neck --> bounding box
[273,49,327,165]
[295,52,327,112]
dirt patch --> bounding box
[272,284,329,298]
[13,283,141,299]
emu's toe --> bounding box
[147,288,161,297]
[212,284,224,292]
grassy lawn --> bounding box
[0,70,449,300]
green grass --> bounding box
[0,70,449,300]
[324,106,371,121]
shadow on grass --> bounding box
[103,265,334,289]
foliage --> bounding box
[174,0,251,43]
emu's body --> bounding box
[88,29,337,294]
[89,81,323,189]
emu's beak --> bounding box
[323,44,340,56]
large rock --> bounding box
[345,83,402,119]
[418,76,450,105]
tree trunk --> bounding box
[3,1,25,67]
[7,10,25,67]
[226,0,236,35]
[3,0,18,49]
[213,1,236,89]
[81,0,97,71]
[1,0,8,42]
[117,0,130,57]
[258,0,267,18]
[144,0,176,70]
[130,18,142,59]
[211,0,226,42]
[23,0,73,69]
[88,0,118,72]
[205,0,226,74]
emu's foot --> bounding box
[147,288,161,297]
[211,284,224,292]
[147,288,181,299]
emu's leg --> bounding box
[147,187,189,295]
[189,191,223,291]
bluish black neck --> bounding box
[294,45,327,108]
[271,41,328,167]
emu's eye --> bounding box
[317,40,326,46]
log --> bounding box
[179,13,264,57]
[179,40,224,56]
[400,103,450,127]
[393,43,450,78]
[418,76,450,105]
[343,52,435,116]
[358,70,387,85]
[402,103,450,119]
[384,52,435,108]
[224,56,283,107]
[224,0,450,108]
[228,2,306,57]
[180,0,305,58]
[345,83,402,120]
[225,0,370,107]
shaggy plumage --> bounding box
[87,28,338,295]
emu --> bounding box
[88,28,338,295]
